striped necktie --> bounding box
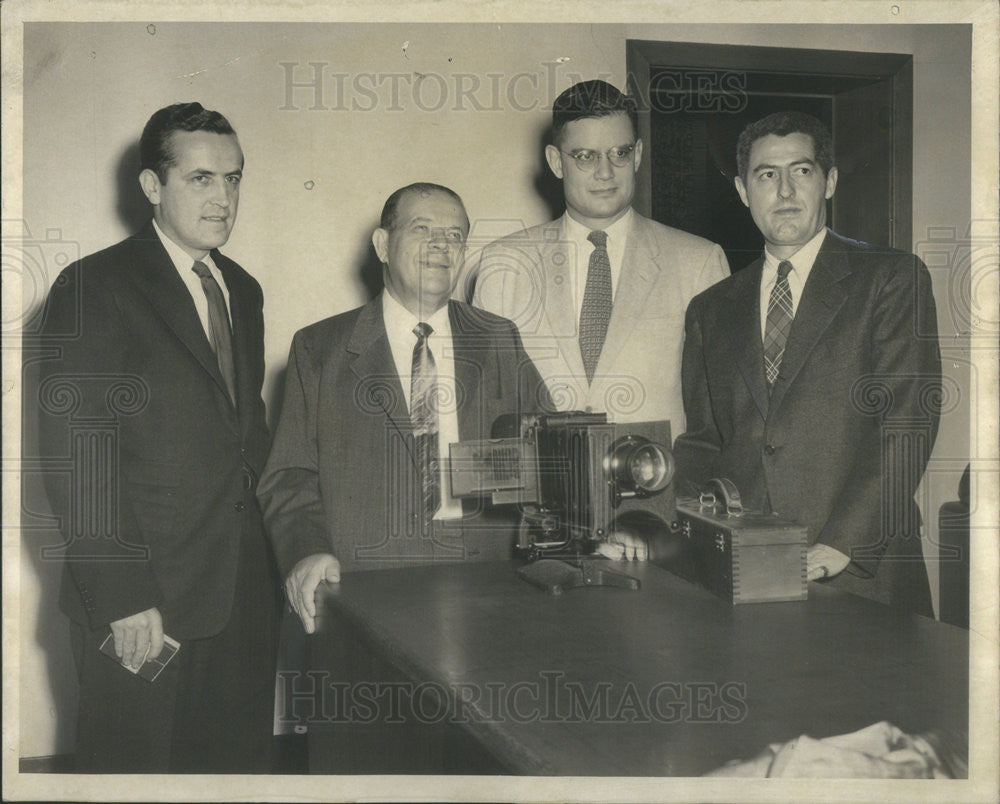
[763,259,794,389]
[410,322,441,523]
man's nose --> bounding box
[212,178,233,207]
[593,153,615,180]
[427,229,450,248]
[777,171,795,199]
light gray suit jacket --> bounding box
[469,211,728,429]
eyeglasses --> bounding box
[560,144,636,171]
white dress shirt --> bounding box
[152,218,232,341]
[382,290,463,520]
[759,226,828,341]
[562,207,633,323]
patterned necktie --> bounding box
[192,260,237,404]
[579,230,613,384]
[410,322,441,524]
[763,259,794,389]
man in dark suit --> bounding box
[257,183,549,635]
[675,111,941,615]
[36,103,279,771]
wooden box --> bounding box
[654,497,808,604]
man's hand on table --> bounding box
[595,529,649,561]
[110,607,164,670]
[286,553,341,634]
[807,544,850,581]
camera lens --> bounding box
[628,443,672,493]
[607,436,674,497]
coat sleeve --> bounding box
[815,253,942,575]
[509,319,554,415]
[696,243,730,293]
[36,262,164,627]
[673,293,722,492]
[256,331,334,578]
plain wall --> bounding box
[19,22,972,758]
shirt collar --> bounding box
[562,206,634,245]
[382,290,452,342]
[764,226,828,277]
[152,218,218,274]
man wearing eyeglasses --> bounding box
[470,80,729,431]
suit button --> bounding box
[234,500,246,512]
[764,444,776,455]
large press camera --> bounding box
[450,411,808,602]
[449,412,678,592]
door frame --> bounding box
[626,40,913,250]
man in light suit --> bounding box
[675,111,940,614]
[36,103,279,771]
[470,80,728,429]
[257,183,549,635]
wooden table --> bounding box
[305,561,968,776]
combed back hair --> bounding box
[551,80,638,147]
[379,183,467,230]
[736,111,834,181]
[140,102,238,183]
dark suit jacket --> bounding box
[257,296,550,576]
[37,221,273,639]
[675,230,941,614]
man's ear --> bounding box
[824,166,839,200]
[632,138,643,173]
[544,144,564,180]
[372,227,389,264]
[138,169,161,205]
[734,175,750,208]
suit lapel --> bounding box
[725,258,770,421]
[448,302,487,440]
[127,224,237,421]
[347,295,410,431]
[215,254,255,437]
[768,232,851,416]
[539,231,589,404]
[595,214,660,375]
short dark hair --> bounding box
[736,111,834,181]
[551,80,638,146]
[140,102,238,183]
[379,183,467,231]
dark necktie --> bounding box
[579,230,612,384]
[763,259,794,389]
[410,322,441,523]
[192,260,237,404]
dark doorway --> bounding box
[626,41,913,272]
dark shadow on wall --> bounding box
[531,123,563,224]
[461,120,563,304]
[356,221,384,302]
[21,316,79,759]
[264,366,287,434]
[264,218,384,427]
[114,141,150,234]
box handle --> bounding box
[699,477,744,516]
